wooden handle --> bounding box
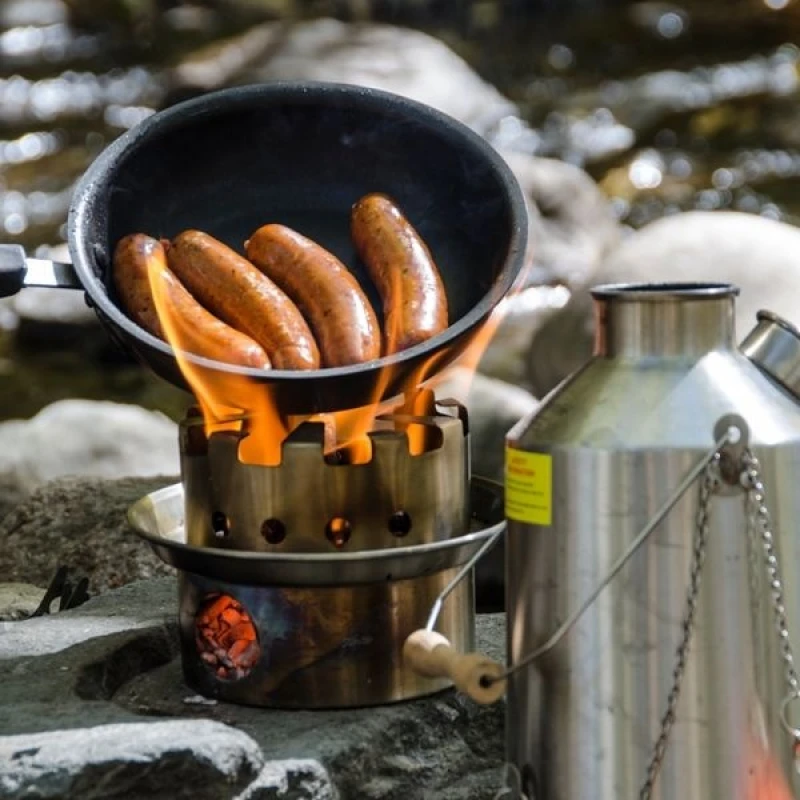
[403,629,506,705]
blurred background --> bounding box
[1,0,799,424]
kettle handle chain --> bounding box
[638,451,720,799]
[743,452,800,759]
[641,445,800,799]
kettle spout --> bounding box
[742,310,800,404]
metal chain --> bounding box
[741,449,800,698]
[638,453,720,800]
[639,447,800,800]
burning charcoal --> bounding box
[227,639,251,661]
[199,594,234,623]
[220,608,241,626]
[230,624,256,642]
[194,593,260,681]
[237,642,260,670]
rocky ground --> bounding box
[0,578,507,799]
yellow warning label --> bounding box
[505,447,552,526]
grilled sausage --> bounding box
[245,224,381,367]
[112,233,271,369]
[166,230,320,370]
[350,193,448,354]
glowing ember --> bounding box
[195,594,260,681]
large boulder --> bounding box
[0,476,176,594]
[241,18,518,138]
[476,152,620,387]
[0,720,264,800]
[0,583,46,622]
[526,211,800,397]
[0,245,97,337]
[433,366,538,484]
[497,150,621,290]
[0,399,180,521]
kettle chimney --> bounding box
[592,282,739,359]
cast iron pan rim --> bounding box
[67,80,529,382]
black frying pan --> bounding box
[0,82,528,414]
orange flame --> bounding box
[743,732,794,800]
[146,237,530,466]
[738,702,796,800]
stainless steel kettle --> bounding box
[404,281,800,799]
[504,282,800,799]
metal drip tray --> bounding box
[127,477,504,588]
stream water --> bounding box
[2,0,799,421]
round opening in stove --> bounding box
[194,593,260,681]
[388,510,412,537]
[261,517,286,545]
[325,517,352,548]
[211,511,230,540]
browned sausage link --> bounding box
[112,233,272,369]
[245,224,381,368]
[350,193,448,355]
[166,230,320,370]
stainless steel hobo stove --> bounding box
[503,282,800,799]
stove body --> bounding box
[174,394,482,709]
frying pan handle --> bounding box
[0,245,82,297]
[0,245,26,297]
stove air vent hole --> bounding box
[388,510,412,537]
[211,511,230,540]
[195,594,260,682]
[261,517,286,545]
[325,517,351,548]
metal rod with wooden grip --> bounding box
[403,629,506,704]
[403,527,507,705]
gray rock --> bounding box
[433,366,538,483]
[168,22,286,97]
[236,760,337,799]
[599,211,800,339]
[0,475,176,594]
[0,0,66,27]
[241,19,518,138]
[0,399,180,515]
[498,151,622,289]
[13,287,96,328]
[0,577,506,799]
[526,211,800,397]
[0,576,176,659]
[0,473,27,525]
[0,720,264,800]
[476,284,571,388]
[230,23,619,290]
[526,289,594,400]
[0,583,46,622]
[0,298,18,332]
[3,245,98,337]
